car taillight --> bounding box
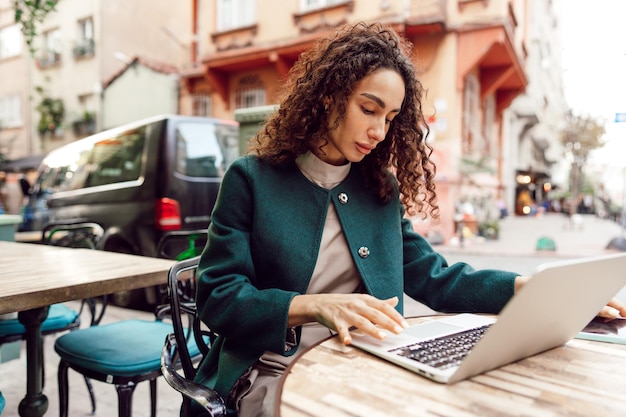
[155,198,182,231]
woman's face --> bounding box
[316,68,405,166]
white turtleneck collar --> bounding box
[296,151,351,190]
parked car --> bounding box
[21,114,239,306]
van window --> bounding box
[38,127,146,193]
[85,130,145,187]
[174,121,238,178]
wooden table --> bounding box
[278,316,626,417]
[0,241,175,417]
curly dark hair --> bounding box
[248,21,438,219]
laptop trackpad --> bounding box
[404,321,464,339]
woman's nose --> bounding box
[368,120,386,142]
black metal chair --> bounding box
[154,229,208,307]
[44,220,165,417]
[41,221,109,329]
[161,256,226,417]
[0,221,106,413]
[54,230,208,417]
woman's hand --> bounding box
[514,275,625,319]
[599,297,626,319]
[289,294,409,345]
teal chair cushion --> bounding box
[0,390,5,415]
[0,304,79,336]
[54,319,201,377]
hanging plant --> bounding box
[35,86,64,137]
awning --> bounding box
[0,154,46,172]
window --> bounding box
[462,73,480,154]
[192,93,213,117]
[78,93,95,114]
[39,29,62,68]
[482,95,495,155]
[217,0,255,31]
[73,17,95,58]
[175,121,239,178]
[0,25,22,59]
[73,94,96,136]
[0,94,23,128]
[234,75,265,109]
[300,0,346,12]
[40,128,146,193]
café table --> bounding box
[278,315,626,417]
[0,241,174,417]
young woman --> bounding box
[193,22,625,417]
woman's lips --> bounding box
[356,142,374,155]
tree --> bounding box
[559,113,606,213]
[12,0,57,53]
[560,113,606,162]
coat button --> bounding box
[338,192,348,204]
[358,247,369,258]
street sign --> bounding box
[615,113,626,123]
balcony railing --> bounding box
[72,39,95,59]
[37,51,62,69]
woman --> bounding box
[194,22,625,416]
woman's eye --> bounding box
[362,107,374,115]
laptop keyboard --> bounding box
[389,324,491,370]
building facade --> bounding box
[0,0,33,160]
[503,0,567,217]
[0,0,568,241]
[182,0,561,241]
[1,0,193,159]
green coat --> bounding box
[195,155,518,400]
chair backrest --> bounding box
[42,221,108,326]
[154,229,208,307]
[42,220,105,250]
[155,229,208,261]
[161,256,225,416]
[167,256,211,378]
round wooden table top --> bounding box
[278,315,626,417]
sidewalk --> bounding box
[437,212,626,258]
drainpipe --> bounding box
[192,0,199,66]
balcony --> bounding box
[36,51,61,69]
[73,39,95,59]
[72,112,96,137]
[405,0,447,35]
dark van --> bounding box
[22,114,239,305]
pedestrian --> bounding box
[0,171,7,214]
[192,21,625,417]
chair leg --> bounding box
[57,361,70,417]
[83,376,97,413]
[116,383,138,417]
[150,378,157,417]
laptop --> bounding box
[350,253,626,384]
